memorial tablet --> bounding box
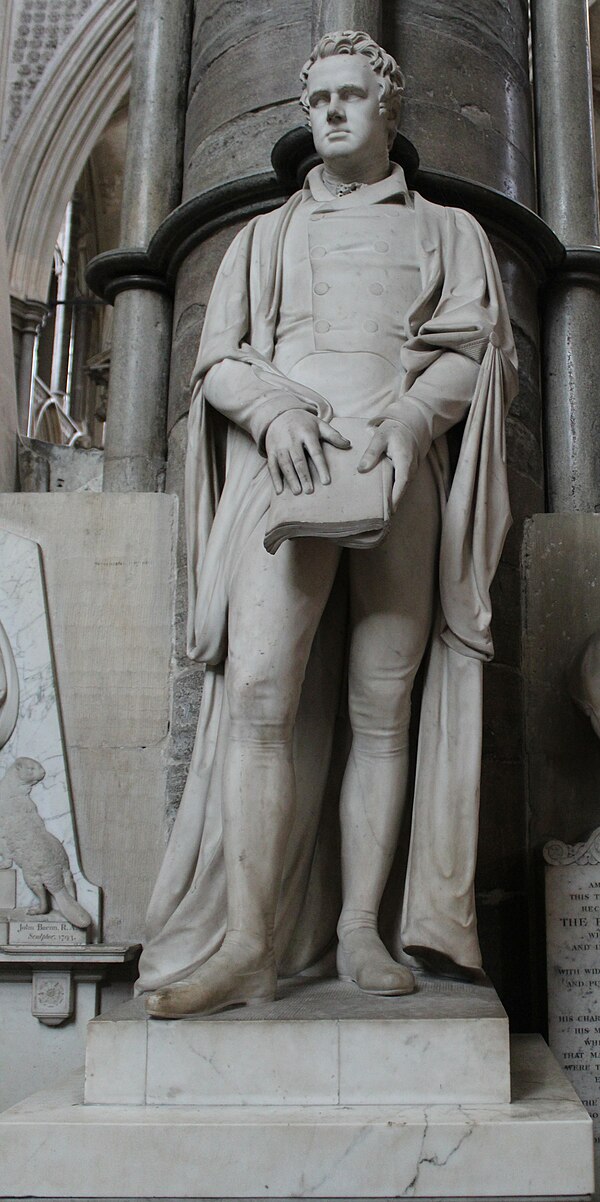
[545,828,600,1183]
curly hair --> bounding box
[299,30,404,131]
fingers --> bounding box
[267,451,284,495]
[318,420,351,450]
[391,469,408,511]
[279,451,304,495]
[269,433,332,494]
[357,430,387,473]
[267,416,352,495]
[304,437,330,486]
[270,447,314,495]
[290,448,314,494]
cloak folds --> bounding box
[137,187,518,992]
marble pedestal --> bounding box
[0,977,594,1197]
[85,976,511,1106]
[0,1036,593,1198]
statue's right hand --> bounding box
[265,410,350,495]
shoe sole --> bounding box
[145,991,276,1020]
[337,972,415,996]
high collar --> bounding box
[303,161,411,208]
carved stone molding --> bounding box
[31,969,73,1026]
[0,947,140,1026]
[551,245,600,289]
[10,295,47,337]
[3,0,134,301]
[86,174,286,300]
[87,128,566,304]
[544,827,600,866]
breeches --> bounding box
[226,457,440,750]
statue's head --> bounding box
[7,757,45,787]
[299,30,404,169]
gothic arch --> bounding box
[3,0,135,302]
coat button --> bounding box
[314,320,330,333]
[369,282,384,295]
[364,319,379,333]
[374,241,389,253]
[311,245,326,258]
[314,282,329,295]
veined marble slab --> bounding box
[0,1037,592,1198]
[0,528,100,932]
[0,494,177,947]
[0,866,16,907]
[85,975,510,1106]
[545,840,600,1191]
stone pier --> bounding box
[532,0,600,513]
[101,0,193,493]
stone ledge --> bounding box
[0,1037,593,1198]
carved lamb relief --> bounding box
[0,757,92,929]
[0,527,100,942]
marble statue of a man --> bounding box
[139,31,518,1018]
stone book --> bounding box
[264,418,393,555]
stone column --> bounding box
[312,1,381,39]
[0,187,18,491]
[383,0,541,1027]
[102,0,192,492]
[532,0,600,512]
[533,0,599,246]
[69,300,94,436]
[10,297,47,434]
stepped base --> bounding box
[85,975,510,1106]
[0,1036,593,1198]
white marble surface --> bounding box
[0,528,100,933]
[0,495,177,945]
[545,852,600,1190]
[142,53,517,1004]
[0,1037,593,1198]
[146,1017,340,1106]
[86,976,510,1106]
[0,979,98,1112]
[8,917,88,945]
[0,866,16,907]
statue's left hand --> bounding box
[358,420,419,511]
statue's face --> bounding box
[306,54,390,175]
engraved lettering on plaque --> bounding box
[545,829,600,1180]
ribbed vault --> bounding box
[3,0,135,301]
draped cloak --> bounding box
[137,184,518,992]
